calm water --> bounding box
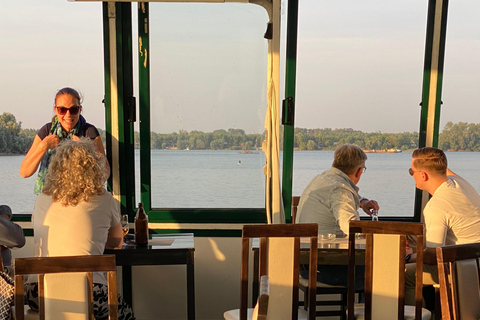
[3,151,480,218]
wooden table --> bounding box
[105,233,195,320]
[251,237,366,305]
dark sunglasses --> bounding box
[56,106,81,115]
[408,168,422,176]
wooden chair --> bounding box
[14,255,118,320]
[292,196,348,319]
[224,223,318,320]
[436,242,480,320]
[347,221,431,320]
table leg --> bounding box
[122,265,133,307]
[187,251,196,320]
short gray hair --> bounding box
[332,144,367,175]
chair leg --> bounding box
[304,289,309,310]
[434,285,441,320]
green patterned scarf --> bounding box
[34,115,86,194]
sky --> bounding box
[1,0,479,134]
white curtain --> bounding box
[262,0,285,224]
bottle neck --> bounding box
[136,208,146,219]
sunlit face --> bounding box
[54,94,82,133]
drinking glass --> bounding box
[121,214,130,238]
[371,210,379,221]
[319,233,336,241]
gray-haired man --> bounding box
[296,144,379,289]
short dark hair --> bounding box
[0,205,12,219]
[332,144,367,175]
[412,147,447,175]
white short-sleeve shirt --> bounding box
[424,175,480,247]
[29,192,120,284]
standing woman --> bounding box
[20,87,108,194]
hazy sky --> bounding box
[1,0,479,134]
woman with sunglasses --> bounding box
[20,87,107,194]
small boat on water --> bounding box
[363,148,402,153]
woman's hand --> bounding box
[20,134,59,178]
[41,134,60,150]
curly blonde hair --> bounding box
[42,138,107,206]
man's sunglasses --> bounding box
[408,168,423,176]
[55,106,81,115]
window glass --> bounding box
[293,1,428,218]
[143,3,269,208]
[439,0,480,190]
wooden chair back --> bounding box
[240,223,318,320]
[347,221,425,320]
[291,196,300,223]
[14,255,118,320]
[436,242,480,320]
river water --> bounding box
[3,150,480,218]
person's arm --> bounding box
[105,222,123,249]
[424,206,447,248]
[446,168,458,177]
[331,189,359,236]
[0,217,25,248]
[408,206,447,265]
[359,197,380,215]
[20,134,60,178]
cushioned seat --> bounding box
[352,304,432,320]
[224,308,309,320]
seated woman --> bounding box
[25,138,134,320]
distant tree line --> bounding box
[0,113,36,154]
[290,128,418,151]
[139,129,265,151]
[1,112,480,153]
[438,121,480,151]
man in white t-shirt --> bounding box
[405,147,480,306]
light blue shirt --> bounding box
[296,167,361,237]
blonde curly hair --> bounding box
[42,138,108,206]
